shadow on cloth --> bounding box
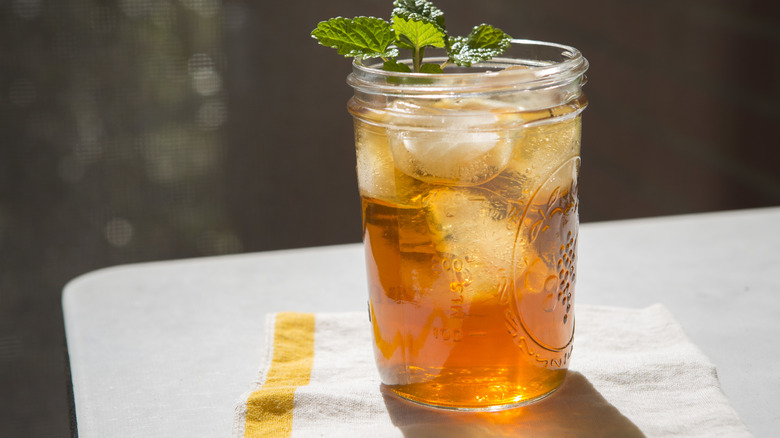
[381,371,645,437]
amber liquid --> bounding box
[363,188,577,409]
[354,98,583,409]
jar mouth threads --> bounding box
[348,40,588,112]
[348,39,588,98]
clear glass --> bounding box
[348,40,588,410]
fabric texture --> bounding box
[233,305,751,438]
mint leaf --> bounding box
[419,63,444,73]
[448,24,512,66]
[392,0,445,32]
[391,15,446,51]
[383,59,412,72]
[311,17,398,60]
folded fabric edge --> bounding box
[234,312,318,438]
[231,313,278,438]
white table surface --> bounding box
[63,207,780,437]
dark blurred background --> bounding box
[1,0,778,435]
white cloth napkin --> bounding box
[233,304,751,437]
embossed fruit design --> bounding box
[509,157,579,359]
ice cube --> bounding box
[520,117,580,174]
[422,186,517,299]
[484,116,580,205]
[354,119,431,207]
[385,99,516,186]
[355,119,397,201]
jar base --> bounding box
[383,371,566,412]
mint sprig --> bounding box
[311,0,512,73]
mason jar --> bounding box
[348,39,588,410]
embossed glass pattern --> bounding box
[348,40,588,410]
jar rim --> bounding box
[347,39,588,96]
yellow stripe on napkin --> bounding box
[244,312,315,438]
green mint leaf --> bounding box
[448,24,512,66]
[311,17,399,60]
[419,63,444,73]
[383,59,412,72]
[392,0,446,32]
[391,15,446,51]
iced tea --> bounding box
[348,42,588,410]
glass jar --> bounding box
[348,40,588,410]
